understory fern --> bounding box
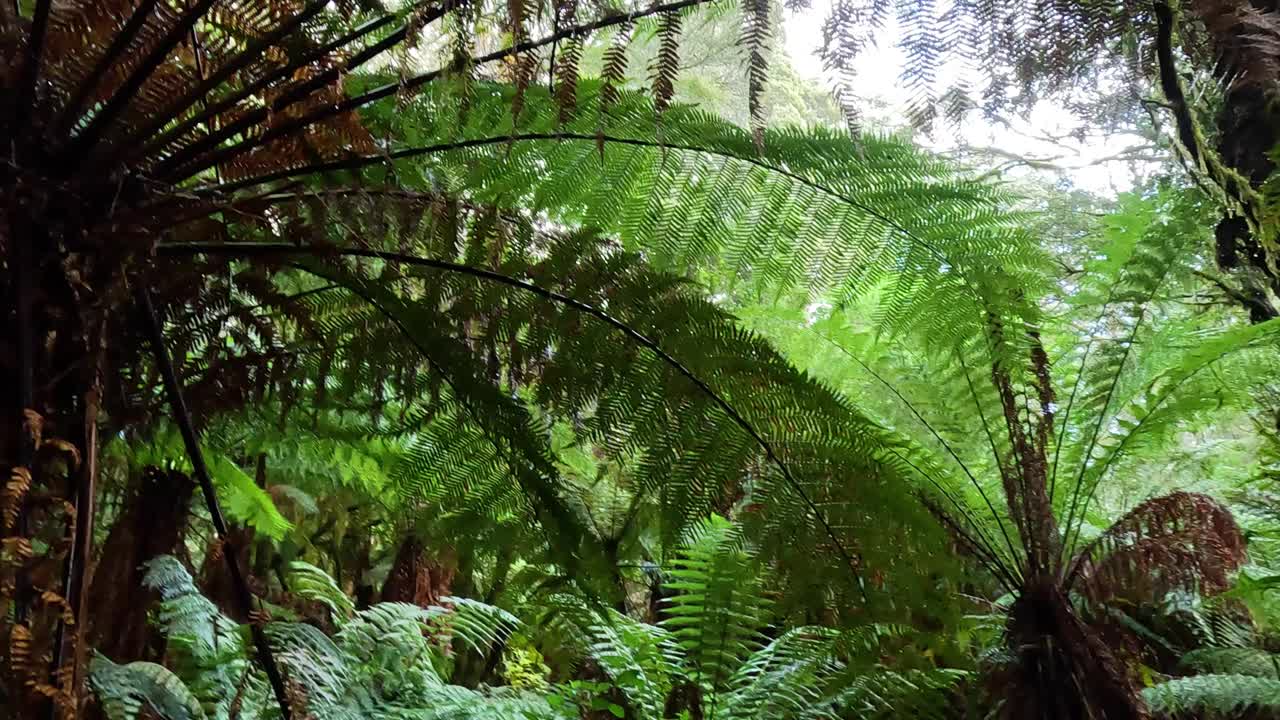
[1143,674,1280,718]
[91,556,557,720]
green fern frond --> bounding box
[662,516,770,712]
[720,626,842,720]
[286,560,356,622]
[437,596,522,655]
[89,654,207,720]
[1143,674,1280,718]
[1181,647,1280,679]
[357,80,1045,346]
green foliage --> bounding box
[285,560,356,621]
[661,515,769,710]
[1143,674,1280,718]
[92,556,555,720]
[1181,647,1280,679]
[362,80,1045,347]
[107,429,292,541]
[89,656,207,720]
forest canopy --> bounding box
[3,1,1280,719]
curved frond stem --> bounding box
[1060,339,1263,579]
[157,241,873,603]
[294,263,561,532]
[194,133,982,302]
[165,0,719,181]
[14,0,51,134]
[956,347,1010,486]
[64,0,221,162]
[886,448,1020,592]
[954,346,1025,563]
[1057,267,1169,571]
[173,284,341,343]
[134,285,294,720]
[55,0,161,138]
[1048,300,1117,511]
[810,329,1021,566]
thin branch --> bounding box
[156,2,453,177]
[125,13,399,168]
[157,241,873,602]
[1058,261,1171,568]
[114,0,328,157]
[135,285,293,720]
[55,0,161,138]
[14,0,51,134]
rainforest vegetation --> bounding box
[5,0,1280,718]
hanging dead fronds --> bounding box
[1069,491,1248,606]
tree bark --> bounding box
[87,467,195,662]
[380,535,455,607]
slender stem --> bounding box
[199,132,959,282]
[158,241,872,603]
[156,3,450,177]
[135,286,293,720]
[1058,261,1170,570]
[812,329,1022,568]
[113,0,328,156]
[13,218,35,627]
[14,0,51,135]
[68,351,101,710]
[49,333,101,718]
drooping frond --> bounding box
[337,80,1045,347]
[285,560,356,622]
[162,217,952,611]
[822,666,970,720]
[1143,674,1280,718]
[1069,492,1248,606]
[1180,647,1280,679]
[718,626,843,719]
[546,597,682,719]
[88,655,207,720]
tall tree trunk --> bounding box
[87,468,195,662]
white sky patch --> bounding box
[780,1,1160,194]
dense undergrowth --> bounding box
[4,1,1280,719]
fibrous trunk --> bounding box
[380,536,455,606]
[1000,580,1149,720]
[87,467,195,661]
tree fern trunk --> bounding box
[380,535,455,606]
[87,468,195,662]
[1001,580,1149,720]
